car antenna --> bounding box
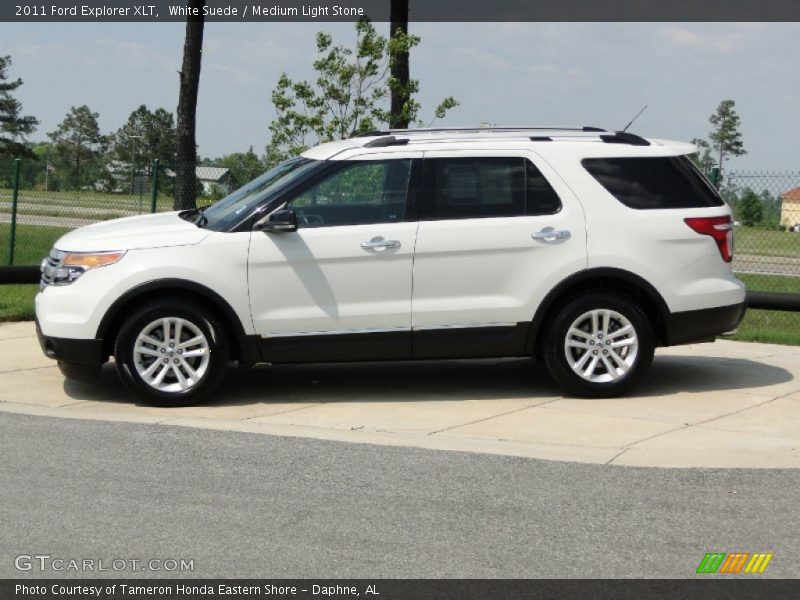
[621,104,648,133]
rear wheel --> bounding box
[114,299,229,406]
[543,292,654,397]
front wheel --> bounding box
[114,299,230,406]
[543,293,655,397]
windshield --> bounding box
[201,157,320,230]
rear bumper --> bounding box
[35,318,106,366]
[665,302,746,346]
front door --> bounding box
[248,155,419,362]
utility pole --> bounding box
[44,147,50,192]
[126,134,143,195]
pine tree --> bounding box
[0,55,39,158]
[48,105,106,189]
[709,99,746,173]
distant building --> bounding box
[196,166,232,195]
[781,187,800,226]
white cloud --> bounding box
[453,46,514,71]
[524,64,559,75]
[3,22,798,169]
[658,26,744,55]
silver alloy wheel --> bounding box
[133,317,211,393]
[564,309,639,383]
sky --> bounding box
[1,21,799,170]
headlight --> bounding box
[40,250,126,287]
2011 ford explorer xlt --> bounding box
[35,127,746,406]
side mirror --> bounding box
[254,209,298,233]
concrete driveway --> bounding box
[2,321,799,469]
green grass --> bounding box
[730,273,800,345]
[737,273,800,294]
[0,284,36,321]
[730,309,800,345]
[1,223,72,265]
[735,227,800,258]
[0,224,64,323]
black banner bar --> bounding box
[3,0,800,23]
[3,579,800,600]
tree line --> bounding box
[0,11,457,202]
[1,17,772,226]
[0,100,179,194]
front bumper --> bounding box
[35,318,107,366]
[664,302,747,346]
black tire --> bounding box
[542,292,655,398]
[114,298,230,406]
[58,361,101,383]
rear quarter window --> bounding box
[582,156,724,209]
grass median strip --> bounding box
[0,285,36,321]
[735,227,800,259]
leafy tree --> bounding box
[737,187,763,227]
[113,105,177,171]
[0,143,42,188]
[709,99,746,173]
[0,55,39,159]
[218,147,265,187]
[175,0,205,210]
[47,105,107,189]
[758,189,781,230]
[266,18,458,166]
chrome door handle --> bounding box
[531,229,571,241]
[360,239,401,250]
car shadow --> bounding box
[62,353,794,407]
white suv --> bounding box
[36,127,746,405]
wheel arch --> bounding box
[526,268,670,355]
[97,279,260,363]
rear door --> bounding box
[411,150,587,358]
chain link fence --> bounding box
[0,157,227,265]
[721,170,800,293]
[717,170,800,344]
[2,156,800,341]
[722,171,800,289]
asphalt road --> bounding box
[1,412,798,579]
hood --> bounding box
[53,211,211,253]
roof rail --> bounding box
[354,127,652,147]
[353,125,608,138]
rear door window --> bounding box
[422,157,562,219]
[582,156,724,209]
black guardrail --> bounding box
[0,266,40,284]
[746,291,800,312]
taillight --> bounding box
[684,216,733,263]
